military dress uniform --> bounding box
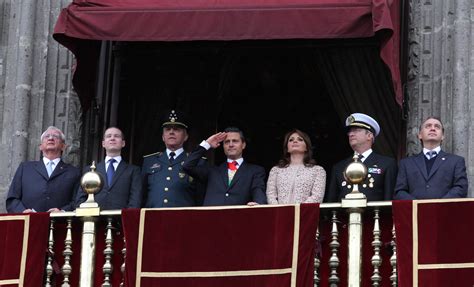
[142,151,206,207]
[326,152,397,202]
[325,112,398,202]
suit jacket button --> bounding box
[166,176,171,181]
[164,187,169,191]
[168,167,172,171]
[426,185,430,188]
[225,193,229,197]
[163,198,168,203]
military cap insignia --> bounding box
[169,110,178,122]
[347,115,355,124]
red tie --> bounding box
[228,161,238,171]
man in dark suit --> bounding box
[76,127,142,209]
[142,110,205,207]
[326,113,398,202]
[394,117,468,199]
[183,127,267,206]
[6,126,81,213]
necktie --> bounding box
[355,153,364,161]
[107,158,116,186]
[169,151,176,163]
[228,161,238,185]
[227,161,238,171]
[46,161,54,177]
[427,150,437,160]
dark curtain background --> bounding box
[312,45,401,158]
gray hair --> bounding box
[40,126,66,143]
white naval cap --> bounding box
[345,113,380,137]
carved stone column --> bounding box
[406,0,473,197]
[0,0,80,213]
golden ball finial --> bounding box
[80,161,104,195]
[343,154,368,185]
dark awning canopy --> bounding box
[53,0,401,109]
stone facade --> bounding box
[406,0,473,197]
[0,0,81,213]
[0,0,472,213]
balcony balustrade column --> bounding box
[61,218,74,286]
[102,217,114,287]
[370,208,382,286]
[314,228,320,286]
[328,211,340,286]
[390,224,398,286]
[45,219,55,287]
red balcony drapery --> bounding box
[393,199,474,287]
[53,0,402,110]
[0,213,50,287]
[122,204,320,287]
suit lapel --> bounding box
[228,161,245,189]
[96,161,107,187]
[34,160,49,180]
[413,152,429,180]
[219,163,230,188]
[427,150,445,179]
[49,160,67,179]
[109,161,127,188]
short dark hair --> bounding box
[419,117,444,133]
[103,127,125,140]
[224,127,245,143]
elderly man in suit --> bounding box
[142,110,205,207]
[6,126,81,213]
[183,127,267,206]
[394,117,468,199]
[76,127,142,209]
[326,113,398,202]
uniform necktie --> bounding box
[107,158,116,186]
[355,153,364,161]
[169,151,176,163]
[46,161,54,177]
[427,150,437,160]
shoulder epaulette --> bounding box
[143,151,162,158]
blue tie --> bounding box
[427,150,437,160]
[46,161,54,177]
[107,158,116,186]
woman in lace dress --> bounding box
[266,129,326,204]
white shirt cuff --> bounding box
[200,140,211,150]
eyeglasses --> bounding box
[43,134,61,140]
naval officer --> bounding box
[325,113,398,202]
[142,110,205,207]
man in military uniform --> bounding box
[325,113,398,202]
[142,110,205,207]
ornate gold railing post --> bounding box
[45,219,55,287]
[75,162,103,287]
[102,217,114,287]
[341,154,368,287]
